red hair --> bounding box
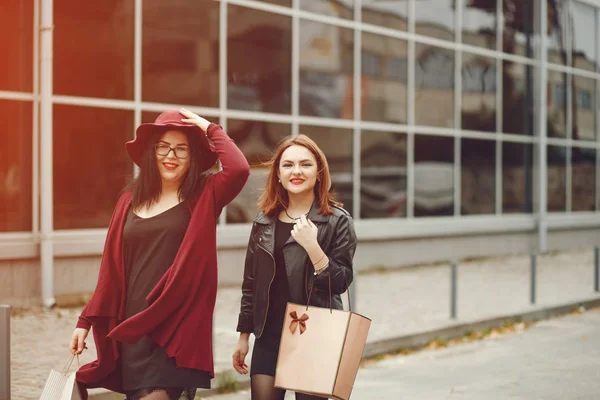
[258,134,342,216]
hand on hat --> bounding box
[180,108,211,133]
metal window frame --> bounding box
[3,0,600,265]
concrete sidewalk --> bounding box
[10,249,600,399]
[202,308,600,399]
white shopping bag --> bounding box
[39,356,82,400]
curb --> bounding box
[89,296,600,399]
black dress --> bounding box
[121,202,211,394]
[250,219,295,376]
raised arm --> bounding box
[206,123,250,210]
[180,108,250,210]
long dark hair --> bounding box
[128,128,208,210]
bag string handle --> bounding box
[61,354,80,375]
[306,262,353,313]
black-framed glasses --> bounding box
[155,143,190,159]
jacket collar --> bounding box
[254,202,329,225]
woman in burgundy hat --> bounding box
[68,108,250,400]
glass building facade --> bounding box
[1,0,600,298]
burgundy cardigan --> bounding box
[75,124,250,397]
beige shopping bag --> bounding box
[39,355,82,400]
[274,288,371,400]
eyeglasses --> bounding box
[155,143,190,159]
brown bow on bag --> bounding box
[289,311,309,334]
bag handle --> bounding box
[61,354,80,375]
[306,265,353,313]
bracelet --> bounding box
[314,256,329,270]
[312,254,326,267]
[313,262,329,275]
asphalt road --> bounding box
[350,308,600,400]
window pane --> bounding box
[572,1,597,71]
[548,0,568,65]
[300,0,353,20]
[415,44,454,128]
[54,0,134,99]
[226,120,290,223]
[547,70,567,138]
[362,0,408,31]
[502,142,533,213]
[0,1,33,92]
[572,147,595,211]
[142,0,219,107]
[461,54,496,132]
[299,21,354,119]
[547,145,567,212]
[258,0,290,6]
[300,126,353,214]
[462,0,498,50]
[360,131,406,219]
[228,6,291,114]
[573,76,596,141]
[502,61,535,135]
[0,100,32,232]
[414,135,454,217]
[461,139,495,215]
[415,0,455,41]
[502,0,534,58]
[361,32,407,124]
[54,106,133,229]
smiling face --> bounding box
[278,144,319,196]
[155,130,191,187]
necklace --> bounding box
[284,209,307,221]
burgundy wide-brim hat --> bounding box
[126,110,218,172]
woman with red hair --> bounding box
[233,134,357,399]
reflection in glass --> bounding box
[572,1,597,71]
[0,0,33,92]
[502,61,534,135]
[142,111,161,124]
[228,6,291,113]
[414,0,455,41]
[502,0,534,58]
[547,70,567,137]
[461,54,496,132]
[299,21,354,119]
[502,142,533,213]
[226,120,290,223]
[547,145,566,212]
[362,0,408,31]
[142,0,219,107]
[300,126,353,214]
[258,0,291,6]
[0,100,32,232]
[572,147,595,211]
[300,0,353,20]
[361,32,407,124]
[415,44,454,128]
[461,139,495,215]
[547,0,568,65]
[54,0,134,99]
[54,106,133,229]
[462,0,497,50]
[573,76,595,141]
[414,135,454,217]
[360,132,406,219]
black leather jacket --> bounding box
[236,203,357,338]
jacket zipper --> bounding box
[257,243,276,339]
